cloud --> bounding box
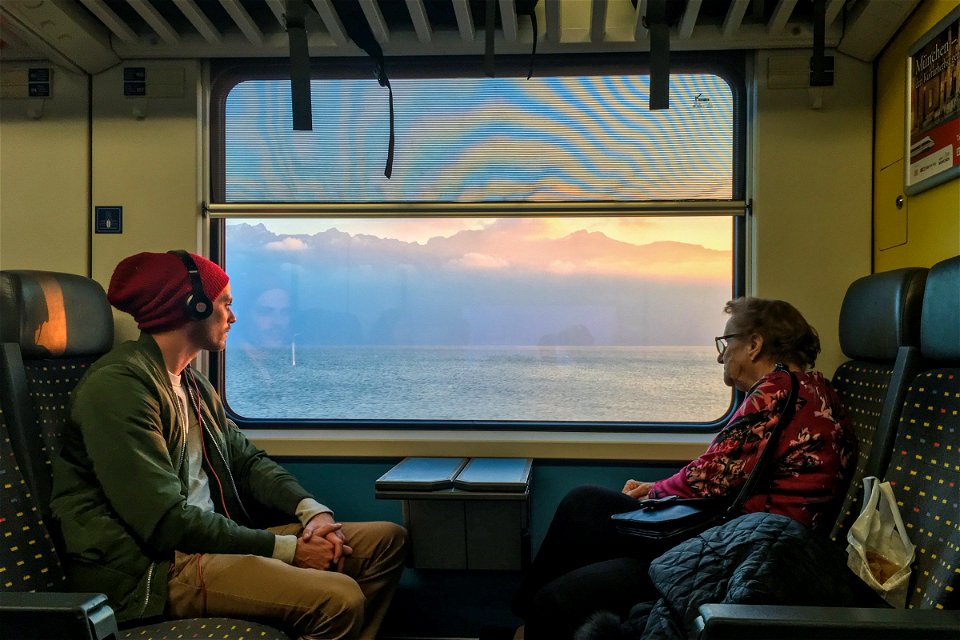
[547,260,578,274]
[451,252,509,269]
[232,221,732,281]
[265,237,308,251]
[228,222,734,345]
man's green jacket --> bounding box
[51,333,312,622]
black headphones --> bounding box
[168,250,213,320]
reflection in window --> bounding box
[224,216,732,423]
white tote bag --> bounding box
[846,476,916,608]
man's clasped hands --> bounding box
[294,512,353,572]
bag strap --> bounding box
[723,365,799,518]
[878,481,914,552]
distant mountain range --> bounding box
[226,222,732,347]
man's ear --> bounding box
[747,333,764,361]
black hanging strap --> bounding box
[484,0,497,78]
[484,1,539,80]
[285,0,312,131]
[330,0,395,178]
[810,0,834,86]
[646,0,670,110]
[384,75,394,179]
[520,0,539,79]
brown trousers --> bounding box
[167,521,407,640]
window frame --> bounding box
[207,53,747,435]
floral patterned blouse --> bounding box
[648,368,857,531]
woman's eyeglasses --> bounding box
[715,334,742,356]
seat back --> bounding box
[885,255,959,609]
[0,270,114,527]
[0,404,66,592]
[829,267,928,542]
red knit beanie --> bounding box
[107,251,230,332]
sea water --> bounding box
[225,345,731,424]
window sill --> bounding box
[244,428,714,461]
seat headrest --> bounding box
[920,255,960,362]
[0,270,114,358]
[838,267,928,361]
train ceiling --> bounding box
[0,0,922,75]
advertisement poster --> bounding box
[906,6,960,195]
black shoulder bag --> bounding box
[612,366,799,541]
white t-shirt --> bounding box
[169,371,215,512]
[168,370,331,563]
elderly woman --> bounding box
[490,298,856,640]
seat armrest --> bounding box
[694,604,960,640]
[0,591,119,640]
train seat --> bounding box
[695,254,960,636]
[0,270,289,639]
[887,254,959,609]
[829,266,929,542]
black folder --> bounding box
[375,457,468,491]
[452,457,532,493]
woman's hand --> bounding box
[622,479,654,499]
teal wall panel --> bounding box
[274,457,683,637]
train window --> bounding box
[210,57,745,429]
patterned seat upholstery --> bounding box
[118,618,291,639]
[829,267,928,542]
[0,405,65,592]
[889,369,960,609]
[0,270,289,640]
[883,255,959,610]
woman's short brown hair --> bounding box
[724,297,821,369]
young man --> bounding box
[50,250,406,640]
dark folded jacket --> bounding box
[577,512,886,640]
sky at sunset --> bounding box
[240,215,732,254]
[226,219,732,347]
